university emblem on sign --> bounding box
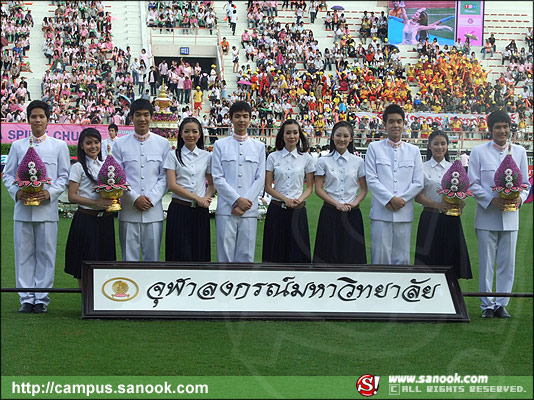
[102,277,139,302]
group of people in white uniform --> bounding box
[3,99,530,319]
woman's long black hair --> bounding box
[275,118,309,153]
[175,117,204,166]
[77,127,102,184]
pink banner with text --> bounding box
[1,123,135,145]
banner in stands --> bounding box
[388,1,457,46]
[456,1,485,46]
[0,123,134,145]
[350,112,518,126]
[82,263,469,321]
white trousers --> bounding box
[14,221,58,305]
[119,221,163,261]
[370,220,412,265]
[476,229,517,310]
[215,215,257,262]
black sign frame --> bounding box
[82,262,469,322]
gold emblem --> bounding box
[102,277,139,302]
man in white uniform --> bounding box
[365,104,424,265]
[3,100,70,313]
[211,101,266,262]
[468,110,530,318]
[101,123,118,155]
[112,99,170,261]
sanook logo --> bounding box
[356,375,380,397]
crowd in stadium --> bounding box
[0,0,533,143]
[1,1,33,123]
[146,0,217,35]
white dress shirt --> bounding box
[163,147,211,201]
[101,137,117,155]
[3,134,70,222]
[468,142,530,231]
[69,157,104,210]
[266,148,315,201]
[365,139,424,222]
[111,131,171,223]
[211,135,266,217]
[316,150,365,203]
[421,158,451,204]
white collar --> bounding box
[281,147,298,158]
[85,155,100,166]
[429,157,448,169]
[182,146,200,156]
[333,150,350,161]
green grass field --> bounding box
[1,183,532,377]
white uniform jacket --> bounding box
[111,132,170,223]
[365,139,424,222]
[468,142,530,231]
[211,136,266,217]
[3,135,70,222]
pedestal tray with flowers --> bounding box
[492,150,529,212]
[14,137,52,205]
[438,159,473,216]
[151,84,179,149]
[94,145,130,212]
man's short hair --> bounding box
[487,110,511,131]
[108,123,118,131]
[382,103,405,123]
[27,100,50,120]
[229,101,252,118]
[129,99,154,118]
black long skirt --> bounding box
[65,210,116,279]
[165,201,211,262]
[262,202,311,263]
[313,204,367,264]
[414,210,472,279]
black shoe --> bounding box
[18,303,34,313]
[482,308,494,318]
[33,304,48,314]
[494,306,511,318]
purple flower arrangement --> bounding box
[151,127,177,139]
[152,113,177,122]
[492,154,528,194]
[14,144,51,189]
[94,154,130,193]
[438,160,473,200]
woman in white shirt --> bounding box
[164,117,215,262]
[414,131,472,279]
[65,128,115,286]
[313,121,367,264]
[263,119,315,263]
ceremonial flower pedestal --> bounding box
[492,153,528,212]
[14,138,52,206]
[95,148,130,212]
[438,160,473,216]
[151,84,179,148]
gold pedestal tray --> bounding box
[22,185,43,206]
[100,189,124,212]
[443,195,462,216]
[499,191,519,212]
